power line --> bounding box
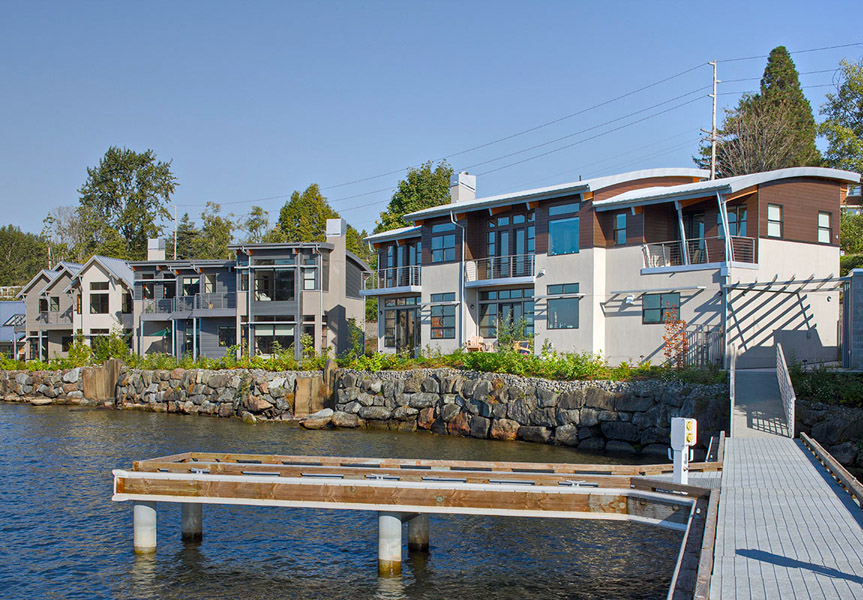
[321,62,709,190]
[477,95,706,176]
[459,86,710,171]
[721,68,839,83]
[717,83,835,96]
[718,41,861,63]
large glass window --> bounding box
[38,298,47,313]
[718,205,748,238]
[478,288,534,338]
[255,269,295,302]
[219,327,236,347]
[302,267,317,290]
[49,296,59,312]
[203,273,217,294]
[255,324,295,355]
[613,213,626,246]
[767,204,783,238]
[181,277,199,297]
[549,217,579,255]
[642,293,680,324]
[430,293,456,339]
[89,282,109,314]
[547,283,580,329]
[122,292,132,314]
[818,212,832,244]
[383,297,418,348]
[430,223,456,263]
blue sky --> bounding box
[1,1,860,237]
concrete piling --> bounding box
[378,511,403,576]
[181,503,203,542]
[133,501,157,553]
[407,514,429,552]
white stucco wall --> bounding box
[74,262,133,342]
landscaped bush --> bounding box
[0,340,727,384]
[789,362,863,408]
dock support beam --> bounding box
[181,503,203,542]
[133,501,157,553]
[378,511,403,576]
[407,514,429,552]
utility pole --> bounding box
[708,60,720,180]
[173,205,177,260]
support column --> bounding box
[181,503,202,542]
[133,501,157,553]
[674,200,689,265]
[407,513,429,552]
[378,511,403,576]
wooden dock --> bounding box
[113,450,723,594]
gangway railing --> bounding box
[775,343,796,438]
[729,344,737,438]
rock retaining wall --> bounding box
[798,399,863,470]
[331,369,729,456]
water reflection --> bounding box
[0,404,680,600]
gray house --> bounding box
[130,259,237,359]
[17,262,82,360]
[230,219,369,359]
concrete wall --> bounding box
[421,262,462,354]
[74,262,133,341]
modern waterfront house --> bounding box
[364,167,860,367]
[230,219,369,360]
[66,255,135,348]
[129,256,237,360]
[17,262,82,360]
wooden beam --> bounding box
[490,206,509,216]
[582,192,594,201]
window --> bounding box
[302,267,317,290]
[89,283,109,314]
[255,269,295,302]
[219,327,236,347]
[613,213,626,246]
[383,297,418,348]
[122,292,132,314]
[430,293,456,339]
[767,204,783,238]
[430,222,456,263]
[254,324,295,355]
[718,205,747,238]
[163,281,176,299]
[204,273,217,294]
[642,293,680,324]
[818,212,832,244]
[142,282,154,300]
[241,273,249,292]
[61,336,73,352]
[548,202,580,256]
[49,296,59,312]
[38,298,47,313]
[181,277,199,297]
[549,217,579,255]
[478,288,534,338]
[547,284,580,329]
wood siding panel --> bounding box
[758,179,841,246]
[643,205,678,243]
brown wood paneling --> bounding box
[643,205,677,243]
[758,178,841,246]
[591,176,700,202]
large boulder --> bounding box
[448,412,471,437]
[469,416,491,439]
[600,421,640,443]
[358,406,391,421]
[518,426,552,444]
[490,419,520,441]
[554,424,579,446]
[584,387,616,411]
[332,411,361,428]
[300,408,334,430]
[417,407,436,430]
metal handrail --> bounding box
[775,343,796,438]
[466,253,535,282]
[365,266,422,290]
[142,298,173,314]
[729,344,737,438]
[642,235,755,268]
[196,292,236,310]
[38,310,73,324]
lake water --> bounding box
[0,403,681,599]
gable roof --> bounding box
[17,262,83,298]
[65,255,134,292]
[594,167,861,212]
[403,168,708,221]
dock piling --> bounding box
[181,503,203,542]
[407,513,429,552]
[133,501,157,553]
[378,511,403,576]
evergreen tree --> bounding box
[174,213,199,260]
[819,57,863,178]
[757,46,820,167]
[0,225,48,285]
[375,161,453,233]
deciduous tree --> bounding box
[77,146,177,259]
[0,225,47,286]
[375,161,453,233]
[819,58,863,178]
[192,202,235,259]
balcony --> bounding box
[465,254,535,287]
[38,311,73,325]
[361,266,422,296]
[642,236,756,270]
[195,292,236,311]
[143,294,237,317]
[142,298,173,315]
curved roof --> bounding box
[594,167,861,211]
[363,225,421,244]
[403,168,708,221]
